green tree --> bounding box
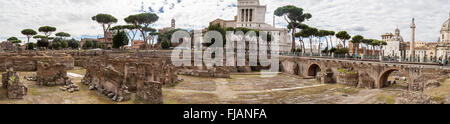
[112,31,129,49]
[374,40,387,57]
[55,32,71,40]
[83,40,94,49]
[68,38,80,49]
[275,5,312,51]
[124,25,140,42]
[335,31,351,48]
[317,30,328,54]
[21,29,37,44]
[92,13,118,47]
[125,13,159,48]
[26,43,36,50]
[33,35,47,40]
[334,48,349,55]
[61,40,69,49]
[51,42,61,50]
[38,26,57,37]
[294,24,310,55]
[299,27,317,56]
[37,39,49,48]
[362,39,373,56]
[7,37,22,44]
[326,31,336,49]
[161,40,171,49]
[351,35,364,56]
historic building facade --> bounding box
[382,28,406,57]
[436,13,450,59]
[206,0,291,52]
[80,31,114,48]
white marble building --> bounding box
[382,28,406,57]
[209,0,291,52]
[436,13,450,59]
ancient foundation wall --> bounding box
[0,52,74,71]
[82,55,178,103]
[36,61,71,86]
[1,69,27,99]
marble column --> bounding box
[410,18,416,61]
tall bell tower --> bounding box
[171,18,176,28]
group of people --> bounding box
[438,57,449,66]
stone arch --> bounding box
[307,63,321,77]
[377,67,412,90]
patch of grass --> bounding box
[424,78,450,103]
[372,93,398,104]
[28,88,45,96]
[163,99,179,104]
[337,69,356,75]
[341,88,358,94]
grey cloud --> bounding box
[1,0,450,42]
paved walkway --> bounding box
[67,73,83,78]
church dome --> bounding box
[442,14,450,31]
[395,28,400,35]
[443,20,450,31]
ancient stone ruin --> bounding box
[357,72,375,89]
[178,66,231,78]
[36,61,72,86]
[0,52,74,72]
[410,74,446,91]
[82,56,179,103]
[60,80,80,93]
[1,68,28,99]
[336,69,359,87]
[396,91,439,104]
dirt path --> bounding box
[214,78,238,100]
[337,89,384,104]
[165,78,325,101]
[67,72,83,78]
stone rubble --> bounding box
[396,91,439,104]
[24,75,37,81]
[59,80,80,93]
[411,74,447,91]
[81,56,177,103]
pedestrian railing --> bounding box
[280,52,442,65]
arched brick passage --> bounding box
[307,64,321,77]
[378,68,412,90]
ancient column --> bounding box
[410,18,416,61]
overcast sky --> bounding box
[0,0,449,43]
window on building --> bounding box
[249,9,253,22]
[241,9,245,22]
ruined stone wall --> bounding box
[1,69,27,99]
[36,61,71,86]
[279,56,445,90]
[0,52,74,71]
[81,55,178,103]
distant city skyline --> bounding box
[0,0,449,43]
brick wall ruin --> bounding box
[82,55,179,103]
[0,52,74,71]
[1,68,27,99]
[36,61,72,86]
